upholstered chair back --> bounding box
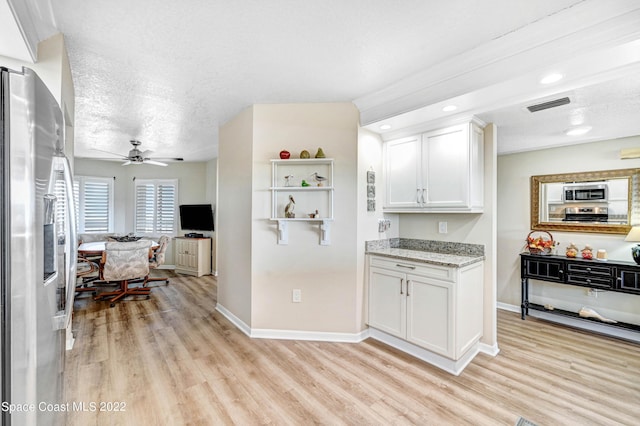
[150,235,170,268]
[102,240,151,282]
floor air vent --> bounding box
[526,97,570,113]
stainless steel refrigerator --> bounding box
[1,67,77,425]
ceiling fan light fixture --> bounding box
[565,126,592,136]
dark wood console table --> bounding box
[520,253,640,333]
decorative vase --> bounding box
[279,150,290,159]
[300,150,310,159]
[632,244,640,264]
[315,147,325,158]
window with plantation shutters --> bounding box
[73,176,114,233]
[134,179,178,235]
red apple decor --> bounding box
[279,150,290,159]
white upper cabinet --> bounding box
[384,135,421,209]
[383,120,484,213]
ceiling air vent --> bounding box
[526,97,570,113]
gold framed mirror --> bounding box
[530,168,639,234]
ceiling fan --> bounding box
[93,140,184,166]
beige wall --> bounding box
[218,103,379,334]
[394,124,498,348]
[206,158,218,273]
[497,135,640,324]
[218,107,255,326]
[1,33,75,160]
[250,103,361,333]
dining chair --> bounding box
[94,240,152,307]
[146,235,170,286]
[76,257,99,295]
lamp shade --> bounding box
[624,226,640,242]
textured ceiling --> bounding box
[6,1,640,160]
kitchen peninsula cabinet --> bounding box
[367,254,484,374]
[175,237,211,277]
[383,120,484,212]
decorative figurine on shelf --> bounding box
[310,172,327,186]
[301,180,310,187]
[279,150,291,159]
[315,147,326,158]
[581,244,593,260]
[566,242,579,258]
[284,175,293,187]
[300,150,310,159]
[284,195,295,218]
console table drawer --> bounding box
[566,274,613,288]
[566,263,612,277]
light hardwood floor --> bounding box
[66,271,640,425]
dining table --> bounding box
[78,240,159,257]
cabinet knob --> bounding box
[587,267,591,272]
[586,279,591,283]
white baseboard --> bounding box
[368,328,480,376]
[251,328,369,343]
[478,341,500,357]
[497,302,520,313]
[215,304,252,337]
[215,304,369,343]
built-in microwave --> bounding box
[563,183,608,202]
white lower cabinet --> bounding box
[174,237,211,277]
[368,255,483,373]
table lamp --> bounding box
[624,226,640,264]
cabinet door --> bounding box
[616,267,640,295]
[422,125,469,208]
[176,239,199,269]
[405,274,453,357]
[369,267,406,338]
[522,256,565,283]
[384,136,421,208]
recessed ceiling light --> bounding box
[379,124,392,130]
[442,105,457,112]
[540,73,563,84]
[565,126,592,136]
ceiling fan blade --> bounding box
[152,157,184,161]
[91,148,127,158]
[144,159,168,167]
[122,160,132,166]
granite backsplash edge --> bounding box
[365,238,484,257]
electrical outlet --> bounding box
[292,289,302,303]
[438,221,447,234]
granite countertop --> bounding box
[365,238,485,268]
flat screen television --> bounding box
[179,204,214,231]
